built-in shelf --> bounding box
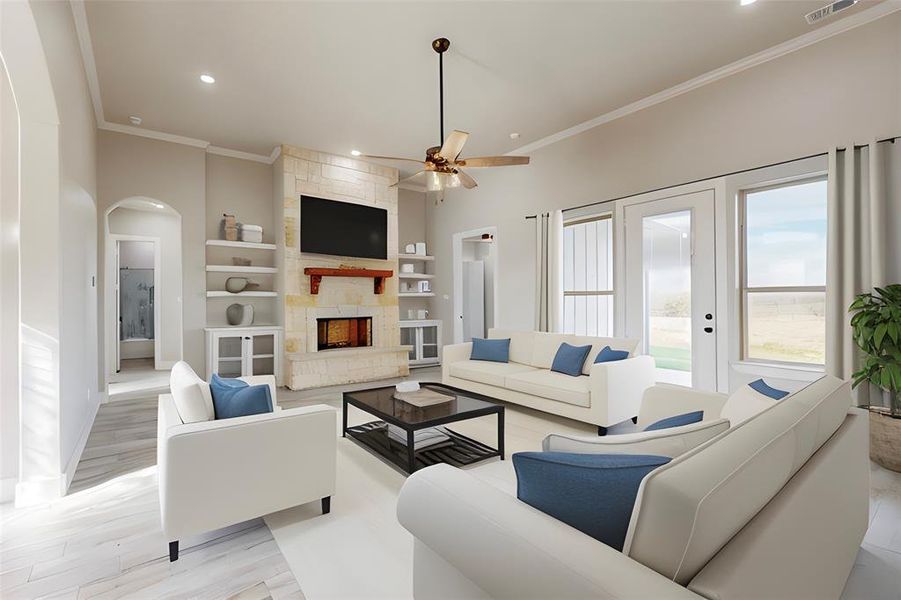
[398,254,435,261]
[399,292,435,298]
[206,291,278,298]
[206,265,278,274]
[206,240,276,251]
[398,273,434,279]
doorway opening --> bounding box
[453,226,498,343]
[116,239,158,373]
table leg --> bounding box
[407,429,416,473]
[342,397,348,437]
[498,409,505,460]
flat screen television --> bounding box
[299,196,388,260]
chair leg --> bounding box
[597,425,608,436]
[321,496,331,514]
[169,540,179,562]
[632,416,638,424]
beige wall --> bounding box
[427,13,901,347]
[398,189,427,250]
[97,131,207,375]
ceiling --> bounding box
[84,1,884,163]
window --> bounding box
[563,215,613,336]
[741,178,827,365]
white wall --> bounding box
[97,131,206,376]
[118,240,154,269]
[108,207,181,365]
[428,13,901,388]
[0,60,20,499]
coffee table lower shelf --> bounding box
[345,420,501,474]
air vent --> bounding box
[805,0,857,24]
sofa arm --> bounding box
[159,404,337,540]
[589,356,657,426]
[442,342,473,382]
[542,418,730,458]
[398,465,701,600]
[637,384,728,429]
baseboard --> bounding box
[1,477,17,503]
[63,395,101,493]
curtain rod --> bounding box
[524,135,898,220]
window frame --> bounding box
[738,175,827,367]
[562,213,614,336]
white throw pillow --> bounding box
[169,361,214,423]
[720,381,781,426]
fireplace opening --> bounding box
[317,317,372,351]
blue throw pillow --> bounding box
[748,378,790,400]
[594,345,629,363]
[470,338,510,363]
[209,374,273,420]
[644,410,704,431]
[514,452,671,550]
[550,343,592,377]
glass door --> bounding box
[217,335,244,377]
[250,333,275,376]
[421,325,439,362]
[625,190,717,390]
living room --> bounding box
[1,1,901,598]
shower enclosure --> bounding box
[119,267,154,341]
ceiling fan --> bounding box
[361,37,529,192]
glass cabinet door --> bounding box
[400,327,417,361]
[217,335,243,377]
[421,325,439,360]
[251,333,275,376]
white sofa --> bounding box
[397,375,869,599]
[158,362,337,561]
[443,329,656,433]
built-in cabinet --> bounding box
[205,326,283,384]
[399,320,442,367]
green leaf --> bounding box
[875,323,888,350]
[888,322,899,344]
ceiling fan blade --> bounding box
[438,130,469,161]
[456,169,478,189]
[361,154,426,165]
[456,156,530,168]
[391,171,429,190]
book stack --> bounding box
[387,425,452,451]
[222,214,238,241]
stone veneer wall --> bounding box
[275,144,409,389]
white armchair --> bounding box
[158,367,336,561]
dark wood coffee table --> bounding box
[342,382,504,474]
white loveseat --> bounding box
[398,375,869,599]
[443,329,656,433]
[158,362,337,561]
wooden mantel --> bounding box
[303,267,394,295]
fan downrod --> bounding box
[432,37,450,53]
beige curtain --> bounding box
[535,210,564,332]
[825,141,888,405]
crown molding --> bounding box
[207,145,274,164]
[98,120,210,149]
[70,0,103,127]
[510,0,901,155]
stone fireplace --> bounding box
[274,144,410,389]
[317,316,372,351]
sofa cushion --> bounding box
[470,337,511,363]
[644,410,704,432]
[449,360,537,388]
[721,378,788,426]
[209,374,274,420]
[529,332,639,375]
[594,345,630,364]
[169,361,214,424]
[625,375,850,585]
[550,343,593,377]
[505,369,591,408]
[514,452,671,551]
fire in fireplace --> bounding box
[317,317,372,351]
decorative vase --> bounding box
[226,303,254,326]
[225,277,248,293]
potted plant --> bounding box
[849,284,901,472]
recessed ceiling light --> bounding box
[350,150,362,156]
[153,203,164,209]
[740,0,757,5]
[129,115,142,126]
[200,74,215,84]
[509,132,520,140]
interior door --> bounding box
[462,261,485,341]
[115,240,121,373]
[624,189,717,390]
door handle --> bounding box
[703,326,714,334]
